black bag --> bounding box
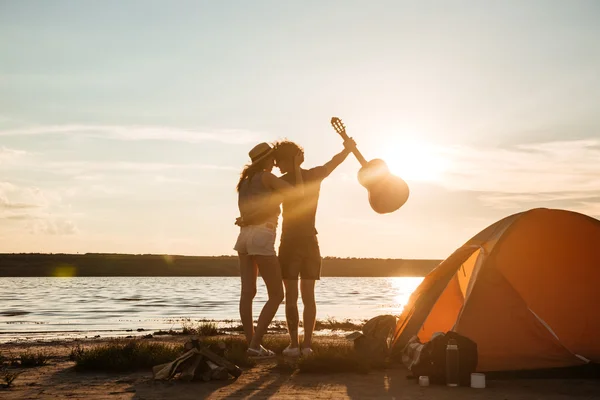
[408,331,478,386]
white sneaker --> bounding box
[282,345,300,357]
[247,345,276,359]
[301,347,314,357]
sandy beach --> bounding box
[2,335,599,400]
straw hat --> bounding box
[248,142,274,166]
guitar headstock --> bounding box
[330,117,349,139]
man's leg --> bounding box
[300,235,321,351]
[283,279,300,348]
[280,238,302,355]
[300,279,316,349]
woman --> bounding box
[234,142,303,358]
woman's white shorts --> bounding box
[233,223,277,256]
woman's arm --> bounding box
[263,173,293,193]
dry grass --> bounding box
[1,368,21,389]
[313,317,365,331]
[195,336,374,374]
[69,333,376,375]
[19,351,49,367]
[154,318,361,337]
[182,320,219,336]
[156,320,222,336]
[71,340,182,372]
[152,329,180,336]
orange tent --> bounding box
[392,208,600,372]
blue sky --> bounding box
[1,0,600,258]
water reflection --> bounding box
[0,276,423,341]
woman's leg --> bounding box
[238,253,258,345]
[249,255,284,350]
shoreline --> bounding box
[0,318,365,345]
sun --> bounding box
[380,137,449,182]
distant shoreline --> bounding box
[0,253,441,277]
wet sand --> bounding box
[1,336,599,400]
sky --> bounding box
[1,0,600,259]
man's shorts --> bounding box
[279,235,322,280]
[233,223,277,256]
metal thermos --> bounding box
[446,338,459,387]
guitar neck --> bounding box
[336,130,368,167]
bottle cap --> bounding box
[418,376,430,387]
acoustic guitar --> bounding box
[330,117,410,214]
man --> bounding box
[274,138,356,356]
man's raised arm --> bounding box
[318,138,357,178]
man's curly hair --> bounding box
[273,140,304,163]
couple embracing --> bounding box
[234,137,356,359]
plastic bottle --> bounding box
[446,338,459,387]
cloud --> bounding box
[0,214,32,221]
[27,218,78,235]
[431,139,600,215]
[47,161,238,175]
[0,182,42,210]
[439,139,600,193]
[0,146,28,164]
[0,114,17,124]
[0,181,77,236]
[0,196,39,209]
[0,124,263,145]
[478,192,600,208]
[578,201,600,217]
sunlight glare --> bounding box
[389,277,423,314]
[381,136,450,182]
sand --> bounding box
[1,336,599,400]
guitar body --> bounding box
[330,117,410,214]
[357,159,410,214]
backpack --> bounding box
[350,315,398,365]
[405,331,478,386]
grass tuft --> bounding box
[72,340,182,372]
[220,324,245,333]
[197,322,219,336]
[1,368,21,388]
[69,344,85,362]
[181,320,221,336]
[19,351,49,368]
[313,317,365,331]
[153,329,179,336]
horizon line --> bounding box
[0,252,443,261]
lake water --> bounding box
[0,277,423,342]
